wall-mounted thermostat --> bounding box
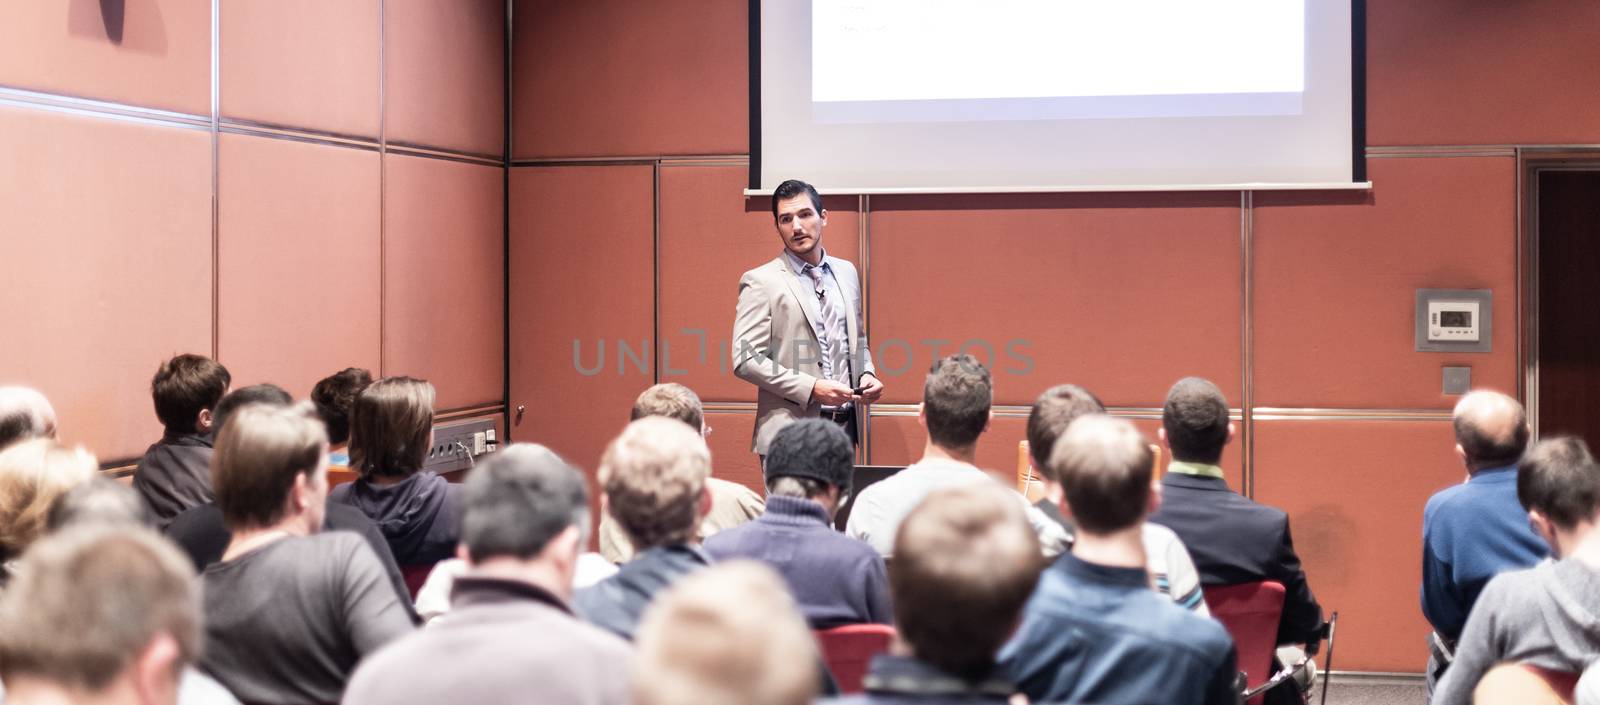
[1416,289,1492,353]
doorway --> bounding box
[1527,163,1600,447]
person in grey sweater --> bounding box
[199,403,413,705]
[1434,436,1600,705]
[344,444,631,705]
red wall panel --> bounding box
[217,134,382,398]
[0,0,210,115]
[1252,418,1466,672]
[658,164,861,402]
[868,413,1243,492]
[1254,157,1517,409]
[702,410,762,494]
[511,0,747,158]
[507,165,655,478]
[385,0,504,156]
[1368,0,1600,146]
[869,192,1242,408]
[220,0,381,137]
[383,155,504,409]
[0,107,212,461]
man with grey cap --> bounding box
[703,418,891,627]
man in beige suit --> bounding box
[733,179,883,456]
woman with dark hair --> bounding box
[330,377,461,568]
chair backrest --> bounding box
[400,564,434,600]
[815,624,896,694]
[1203,581,1287,705]
[1522,663,1581,703]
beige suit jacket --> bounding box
[732,254,875,455]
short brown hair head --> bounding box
[923,355,993,450]
[348,376,435,479]
[1026,384,1106,480]
[599,417,710,550]
[631,383,705,432]
[213,403,328,529]
[151,354,230,434]
[0,439,96,555]
[891,484,1042,682]
[0,526,198,692]
[310,368,373,446]
[1161,377,1230,464]
[1518,436,1600,531]
[1051,415,1154,534]
[633,561,818,705]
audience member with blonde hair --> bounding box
[330,376,462,567]
[200,403,412,704]
[634,561,819,705]
[345,444,631,705]
[826,484,1042,705]
[0,526,200,705]
[0,386,57,450]
[576,416,714,639]
[599,383,764,563]
[0,438,95,579]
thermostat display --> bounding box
[1428,301,1481,342]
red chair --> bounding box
[400,564,434,600]
[1204,581,1286,705]
[1522,663,1580,703]
[815,624,896,694]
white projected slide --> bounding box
[757,0,1356,191]
[812,0,1306,123]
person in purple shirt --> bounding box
[703,419,891,628]
[1421,390,1549,694]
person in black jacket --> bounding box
[1147,376,1323,704]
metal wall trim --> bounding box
[210,0,221,360]
[378,0,388,376]
[501,0,515,439]
[657,156,751,168]
[860,193,872,465]
[0,93,211,132]
[703,402,759,413]
[1252,408,1453,422]
[218,122,381,152]
[387,145,504,168]
[1366,147,1516,159]
[512,154,750,167]
[1241,190,1255,497]
[436,402,509,421]
[866,404,1242,421]
[0,84,211,127]
[652,160,662,386]
[387,139,502,165]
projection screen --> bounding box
[751,0,1366,193]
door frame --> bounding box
[1518,149,1600,437]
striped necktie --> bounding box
[803,263,851,386]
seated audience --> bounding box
[1420,390,1547,692]
[846,355,1066,557]
[310,367,373,468]
[0,386,57,449]
[39,479,241,705]
[1147,377,1321,701]
[344,444,631,705]
[704,419,891,627]
[600,383,764,563]
[200,403,412,704]
[0,439,96,581]
[133,354,230,529]
[330,376,461,567]
[1026,383,1209,614]
[163,386,413,618]
[827,484,1043,705]
[576,416,714,639]
[633,561,818,705]
[1432,436,1600,705]
[1001,415,1237,705]
[0,527,201,705]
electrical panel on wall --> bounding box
[424,417,498,474]
[1415,289,1492,353]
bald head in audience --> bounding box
[0,387,57,450]
[1452,391,1529,473]
[633,561,818,705]
[0,526,198,705]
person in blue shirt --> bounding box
[1420,390,1549,695]
[1000,415,1238,705]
